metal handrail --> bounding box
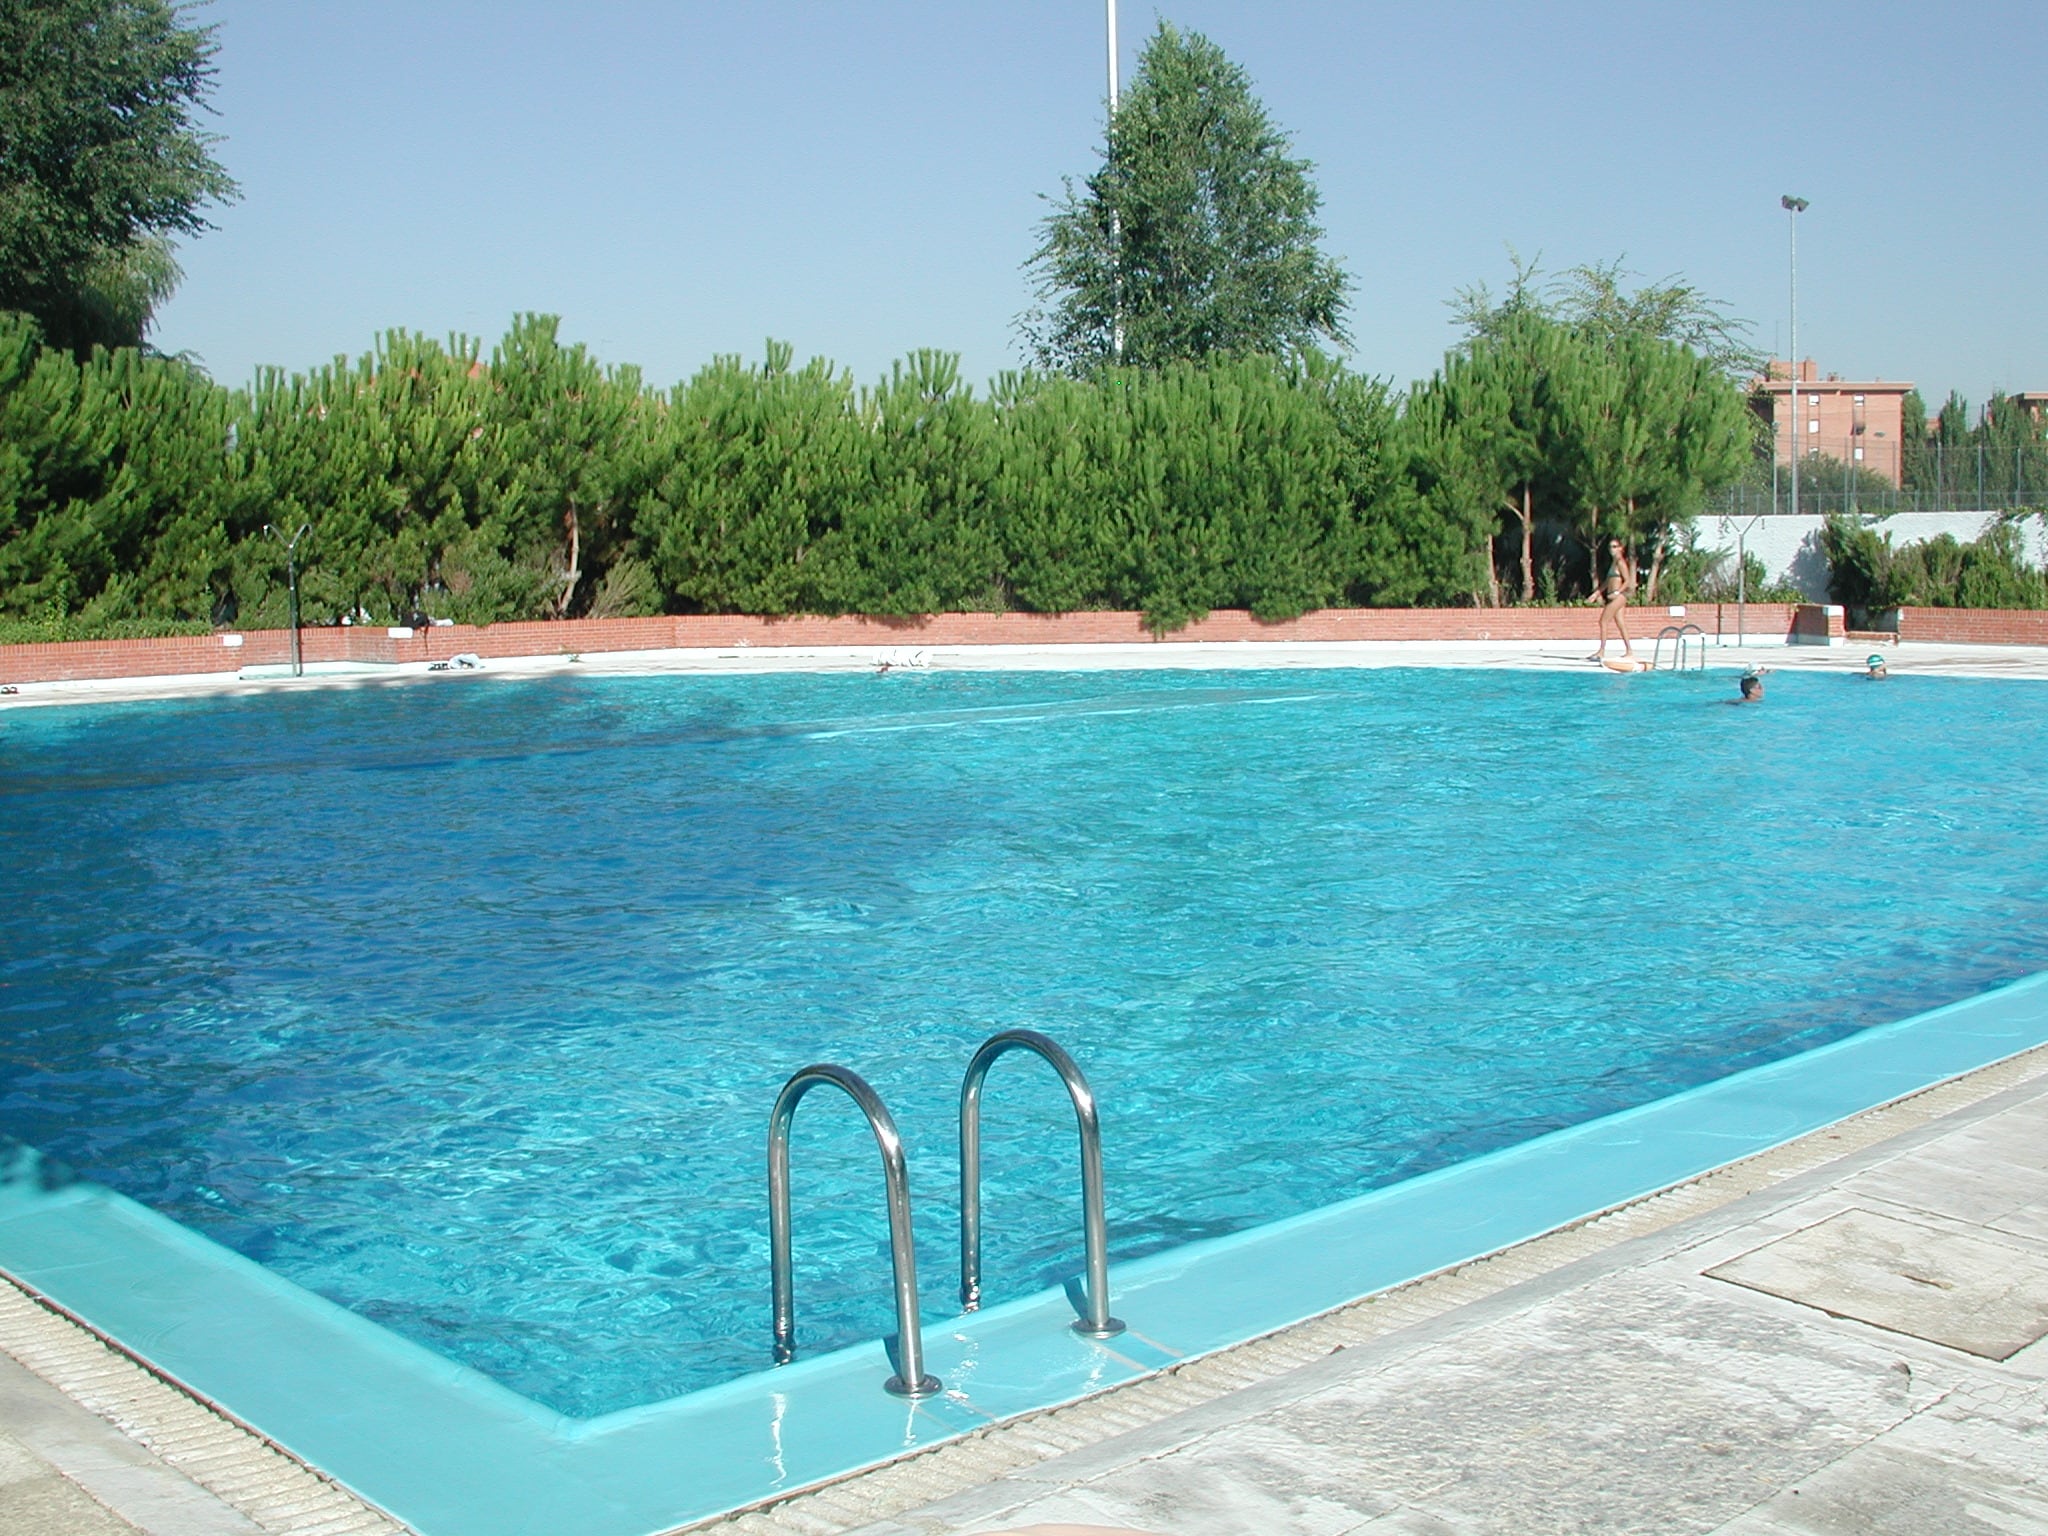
[1652,623,1707,673]
[959,1029,1124,1338]
[767,1063,939,1398]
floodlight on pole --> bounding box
[1781,196,1809,523]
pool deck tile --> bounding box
[819,1065,2048,1536]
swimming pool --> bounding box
[4,664,2048,1533]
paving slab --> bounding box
[1708,1207,2048,1360]
[0,1349,261,1535]
[0,1425,144,1534]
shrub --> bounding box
[1823,513,2048,613]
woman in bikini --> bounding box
[1591,536,1635,661]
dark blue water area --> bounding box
[2,665,2045,1416]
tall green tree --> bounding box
[1452,254,1763,384]
[228,330,496,626]
[1551,330,1749,597]
[0,0,236,353]
[1021,21,1349,374]
[640,342,869,617]
[1899,387,1931,492]
[468,314,659,618]
[821,349,1003,616]
[1408,308,1570,603]
[1438,263,1753,599]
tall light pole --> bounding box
[1781,196,1808,518]
[1106,0,1124,361]
[1105,0,1119,108]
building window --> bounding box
[1854,446,1865,461]
[1809,418,1820,433]
[1854,394,1865,405]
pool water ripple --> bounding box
[3,665,2047,1417]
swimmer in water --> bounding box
[1732,666,1772,703]
[1863,653,1889,680]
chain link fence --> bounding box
[1707,437,2048,518]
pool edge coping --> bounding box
[8,1028,2048,1536]
[683,1029,2048,1534]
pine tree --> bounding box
[1021,22,1350,374]
[1410,309,1570,603]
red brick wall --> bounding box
[1895,608,2048,646]
[0,604,1805,685]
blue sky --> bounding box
[155,1,2046,407]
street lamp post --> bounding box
[1781,196,1809,519]
[1106,0,1123,362]
[1105,0,1118,107]
[265,522,310,677]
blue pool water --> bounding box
[3,665,2046,1419]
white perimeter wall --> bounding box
[1697,511,2048,601]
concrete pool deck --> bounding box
[5,633,2048,710]
[5,1037,2046,1536]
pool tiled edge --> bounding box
[4,970,2048,1536]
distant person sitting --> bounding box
[1864,653,1889,680]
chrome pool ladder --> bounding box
[1653,622,1707,672]
[959,1029,1124,1338]
[767,1064,939,1398]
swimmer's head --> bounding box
[1739,672,1764,700]
[1865,653,1888,677]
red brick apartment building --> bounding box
[1754,359,1913,486]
